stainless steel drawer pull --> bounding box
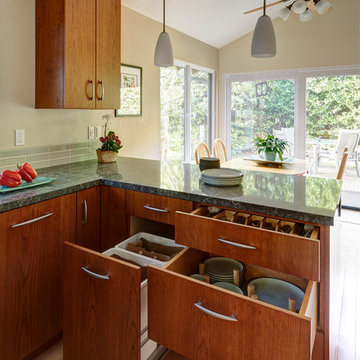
[11,213,53,229]
[89,80,95,101]
[82,200,88,225]
[194,302,238,322]
[98,80,104,101]
[218,237,257,250]
[143,205,169,213]
[82,266,109,280]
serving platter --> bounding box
[0,176,56,193]
[243,155,294,166]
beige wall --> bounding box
[0,1,218,160]
[218,0,359,139]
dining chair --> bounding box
[336,146,349,216]
[195,142,211,164]
[212,138,228,163]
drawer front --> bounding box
[126,191,193,225]
[148,265,316,360]
[63,242,141,360]
[175,212,319,281]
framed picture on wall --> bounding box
[115,64,142,117]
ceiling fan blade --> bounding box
[244,0,284,14]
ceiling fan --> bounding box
[245,0,332,22]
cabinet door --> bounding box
[0,194,76,359]
[65,0,96,108]
[101,186,127,251]
[95,0,121,109]
[63,242,141,360]
[77,187,101,251]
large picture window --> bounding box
[161,62,214,163]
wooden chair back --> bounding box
[195,142,211,164]
[336,146,349,180]
[212,138,228,163]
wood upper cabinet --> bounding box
[76,187,101,252]
[0,194,76,360]
[63,242,141,360]
[36,0,121,109]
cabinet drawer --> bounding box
[63,242,141,360]
[126,190,193,225]
[148,248,317,360]
[175,209,320,281]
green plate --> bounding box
[0,177,56,193]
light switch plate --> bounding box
[95,126,102,139]
[15,129,25,146]
[88,126,95,140]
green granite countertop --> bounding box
[0,157,342,225]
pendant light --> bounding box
[154,0,174,67]
[299,8,313,22]
[251,0,276,58]
[292,0,307,14]
[314,0,331,15]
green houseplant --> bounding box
[254,135,288,161]
[96,114,123,163]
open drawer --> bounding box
[148,247,317,360]
[175,207,320,281]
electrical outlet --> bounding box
[88,126,95,140]
[15,130,25,146]
[95,126,102,139]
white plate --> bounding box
[204,257,244,276]
[214,282,244,294]
[201,168,244,179]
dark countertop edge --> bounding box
[103,179,334,226]
[0,177,334,226]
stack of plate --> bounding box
[201,168,243,187]
[204,257,244,285]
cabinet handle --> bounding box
[82,200,88,225]
[218,237,257,250]
[98,80,104,101]
[82,266,109,280]
[11,213,53,229]
[143,205,169,213]
[89,80,95,101]
[194,302,238,322]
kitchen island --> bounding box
[0,157,341,360]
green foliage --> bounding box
[254,135,288,160]
[98,131,123,153]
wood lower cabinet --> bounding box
[0,194,76,360]
[101,186,127,251]
[63,242,141,360]
[76,187,101,251]
[148,248,317,360]
[36,0,121,109]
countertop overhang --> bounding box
[0,157,342,225]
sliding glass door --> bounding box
[161,63,214,163]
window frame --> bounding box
[224,65,359,159]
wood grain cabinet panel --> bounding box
[36,0,121,109]
[101,186,127,252]
[126,190,193,225]
[76,187,101,251]
[63,242,141,360]
[175,210,320,281]
[148,248,317,360]
[0,194,76,360]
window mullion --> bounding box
[184,65,192,163]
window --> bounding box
[161,62,214,163]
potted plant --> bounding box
[96,114,123,163]
[254,135,288,161]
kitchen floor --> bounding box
[35,209,360,360]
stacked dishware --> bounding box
[204,257,244,285]
[200,168,244,187]
[199,157,220,171]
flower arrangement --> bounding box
[254,134,288,161]
[96,114,123,163]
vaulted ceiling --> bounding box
[122,0,289,49]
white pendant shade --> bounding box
[300,8,313,22]
[316,0,331,15]
[279,7,291,20]
[251,15,276,58]
[154,32,174,67]
[292,0,307,14]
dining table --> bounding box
[223,157,312,176]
